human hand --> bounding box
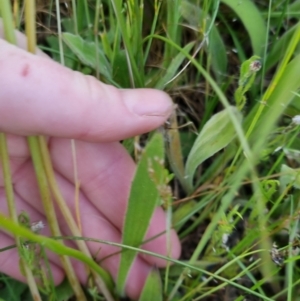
[0,29,181,300]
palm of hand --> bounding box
[0,135,180,299]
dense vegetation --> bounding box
[1,0,300,300]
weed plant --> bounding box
[1,0,300,300]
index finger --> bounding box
[0,37,173,141]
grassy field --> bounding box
[1,0,300,300]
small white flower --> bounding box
[222,233,230,248]
[31,221,45,233]
[274,146,283,153]
[222,233,229,245]
[292,115,300,125]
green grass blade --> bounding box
[139,268,162,301]
[110,0,143,87]
[155,41,195,89]
[117,132,164,295]
[249,53,300,144]
[180,0,228,81]
[0,0,16,44]
[221,0,267,55]
[112,50,132,87]
[163,0,182,68]
[127,0,144,75]
[265,25,297,72]
[208,25,228,81]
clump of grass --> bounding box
[1,0,300,300]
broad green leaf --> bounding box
[61,18,75,34]
[139,268,162,301]
[62,33,112,80]
[117,133,165,295]
[112,50,131,88]
[0,277,27,301]
[185,106,243,187]
[55,279,74,301]
[221,0,267,56]
[155,41,195,89]
[45,36,77,69]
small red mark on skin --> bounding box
[21,64,30,77]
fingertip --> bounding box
[121,88,174,118]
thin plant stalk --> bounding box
[38,137,115,301]
[0,212,275,300]
[55,0,81,236]
[0,134,42,301]
[0,0,17,43]
[24,1,87,299]
[0,1,42,299]
[110,0,142,87]
[287,199,299,301]
[71,140,81,234]
[163,0,182,68]
[143,0,161,65]
[12,0,20,27]
[94,0,101,80]
[71,0,78,35]
[52,2,114,298]
[28,136,88,301]
[163,200,172,295]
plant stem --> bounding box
[28,136,88,301]
[38,136,115,301]
[0,1,42,299]
[24,1,88,298]
[0,134,42,301]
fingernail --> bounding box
[123,89,173,117]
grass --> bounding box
[1,0,300,300]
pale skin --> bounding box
[0,28,181,300]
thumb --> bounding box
[0,38,173,141]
